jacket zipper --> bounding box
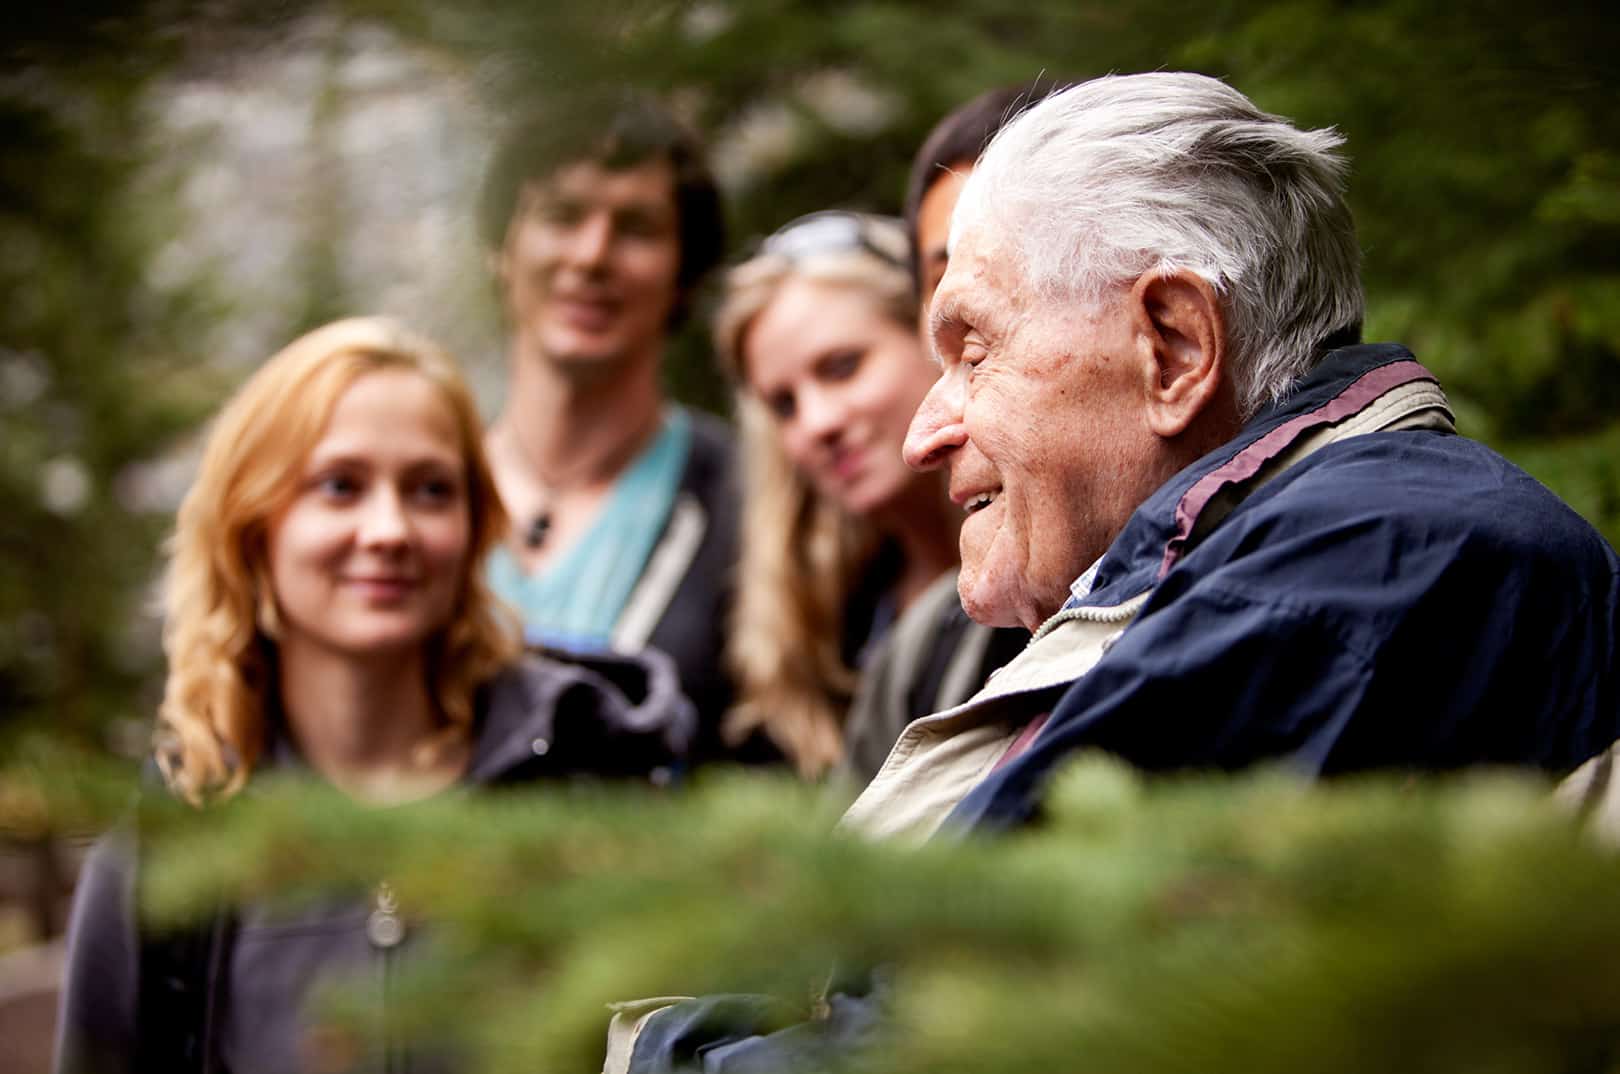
[1029,590,1153,643]
[368,880,406,1073]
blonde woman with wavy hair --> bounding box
[157,316,518,803]
[713,213,966,778]
[57,317,693,1074]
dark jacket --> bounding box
[612,409,766,765]
[839,569,1027,785]
[54,651,694,1074]
[645,411,751,764]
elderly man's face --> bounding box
[903,226,1175,631]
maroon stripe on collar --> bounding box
[992,711,1051,773]
[1157,359,1437,579]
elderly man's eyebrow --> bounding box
[928,299,969,357]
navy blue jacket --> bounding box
[952,344,1620,830]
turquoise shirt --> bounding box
[487,408,693,651]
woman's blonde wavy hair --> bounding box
[712,231,918,777]
[157,317,520,805]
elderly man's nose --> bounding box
[903,368,967,471]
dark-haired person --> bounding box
[478,93,754,763]
[904,80,1071,317]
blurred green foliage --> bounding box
[10,754,1620,1072]
[2,0,1617,749]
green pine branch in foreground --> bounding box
[6,743,1620,1074]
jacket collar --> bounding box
[1081,344,1447,607]
[259,649,695,789]
[464,649,695,784]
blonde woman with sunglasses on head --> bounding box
[714,213,1023,781]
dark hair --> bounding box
[479,91,726,322]
[903,78,1074,295]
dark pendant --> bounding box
[525,512,552,549]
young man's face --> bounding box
[497,156,683,379]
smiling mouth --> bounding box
[965,491,998,514]
[830,450,865,480]
[346,576,417,594]
[552,293,622,325]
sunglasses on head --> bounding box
[759,210,909,270]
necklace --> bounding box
[496,410,657,556]
[525,509,553,549]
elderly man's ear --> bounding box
[1131,269,1233,439]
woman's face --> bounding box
[743,275,937,516]
[264,369,472,660]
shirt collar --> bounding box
[1060,557,1105,610]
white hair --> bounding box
[953,72,1365,417]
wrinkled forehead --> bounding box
[927,224,1028,347]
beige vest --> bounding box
[840,594,1150,841]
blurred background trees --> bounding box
[2,0,1616,814]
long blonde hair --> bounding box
[712,225,918,776]
[157,317,520,804]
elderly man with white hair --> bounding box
[610,72,1620,1073]
[838,70,1619,838]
